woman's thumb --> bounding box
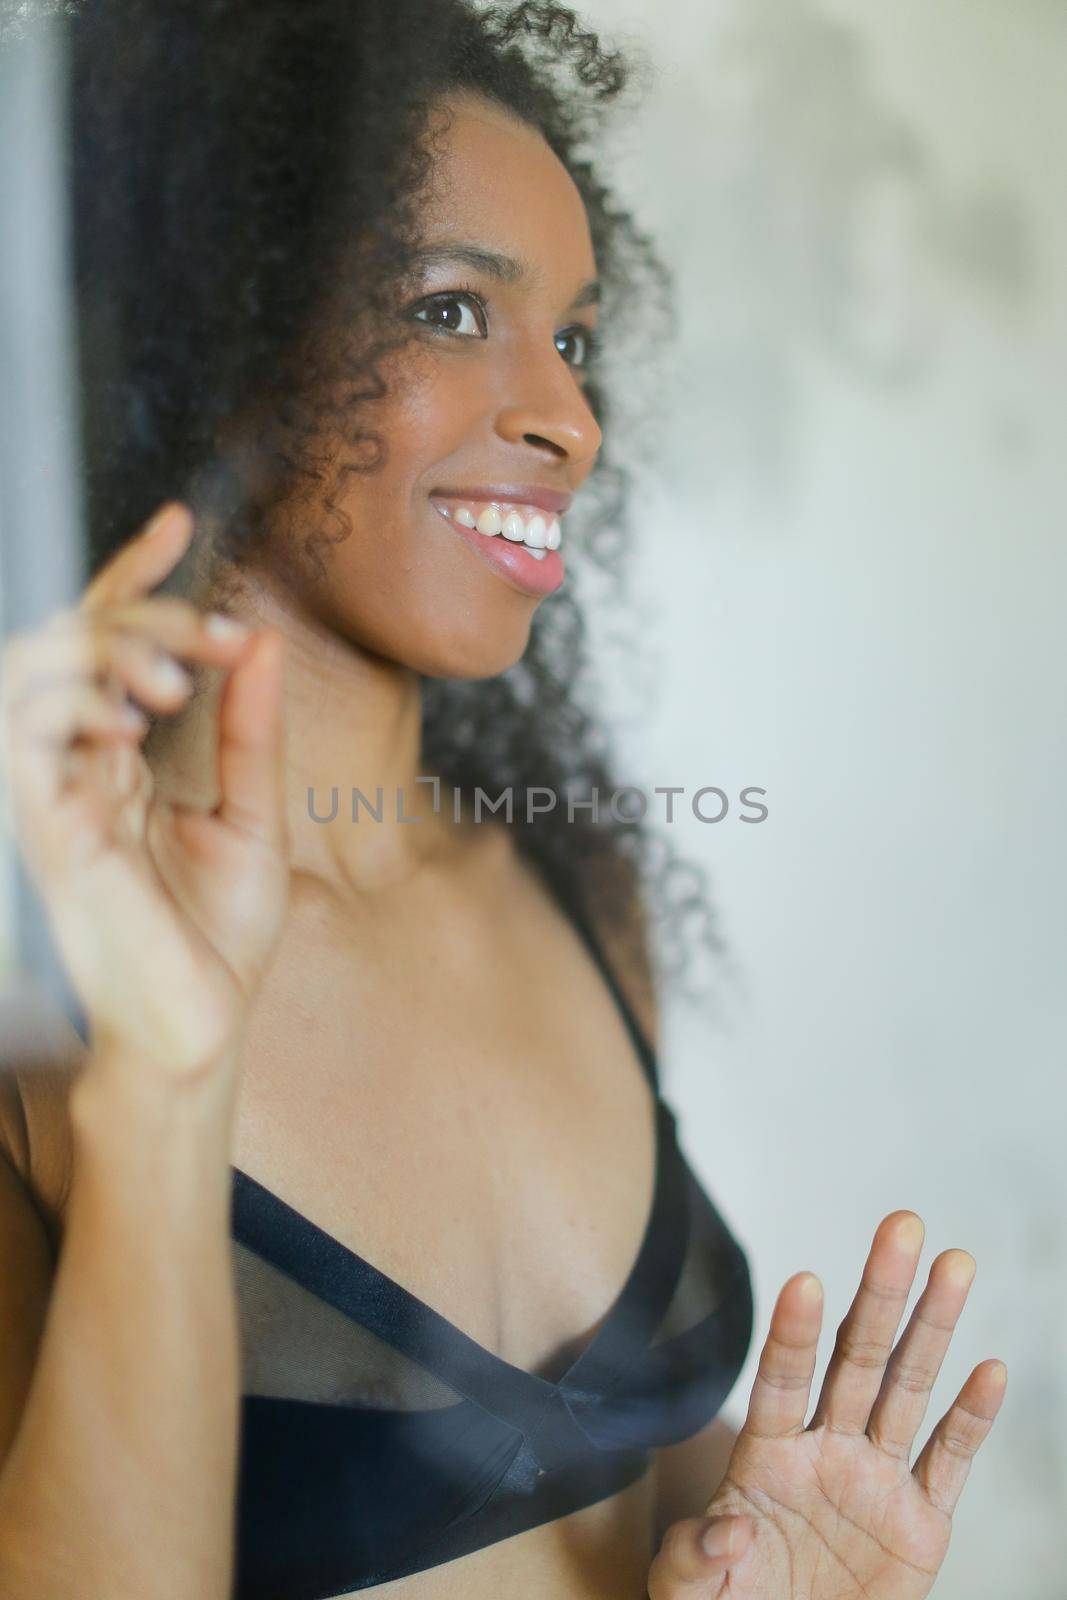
[700,1514,750,1562]
[647,1512,752,1595]
[215,628,287,846]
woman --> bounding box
[0,2,1005,1596]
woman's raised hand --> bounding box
[647,1211,1007,1600]
[0,501,289,1080]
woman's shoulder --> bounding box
[591,886,660,1057]
[479,817,661,1054]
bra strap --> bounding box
[558,891,660,1095]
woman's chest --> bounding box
[325,1469,659,1599]
[230,862,658,1383]
[227,865,664,1597]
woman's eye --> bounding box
[556,325,600,370]
[411,292,486,338]
[410,292,599,372]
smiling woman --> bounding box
[0,3,1006,1600]
[0,1,751,1595]
[68,0,713,993]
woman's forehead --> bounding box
[418,96,595,277]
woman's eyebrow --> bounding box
[408,242,600,309]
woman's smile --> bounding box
[428,486,569,597]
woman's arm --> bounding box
[0,501,289,1598]
[0,1049,243,1600]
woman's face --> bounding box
[255,90,603,679]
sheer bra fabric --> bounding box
[229,894,753,1597]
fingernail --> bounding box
[144,503,184,538]
[205,611,249,640]
[151,656,192,693]
[947,1251,976,1288]
[702,1519,735,1558]
[897,1215,925,1251]
[119,701,147,730]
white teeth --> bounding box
[442,500,562,551]
[527,548,546,561]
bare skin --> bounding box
[0,89,1005,1600]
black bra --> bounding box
[228,892,754,1597]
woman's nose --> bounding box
[493,348,603,467]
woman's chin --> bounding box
[407,624,535,681]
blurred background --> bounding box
[575,0,1067,1590]
[2,1,1064,1593]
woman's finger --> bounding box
[806,1212,924,1436]
[911,1359,1007,1517]
[4,631,193,725]
[0,628,177,830]
[3,602,250,736]
[79,500,194,612]
[740,1270,824,1438]
[212,628,287,848]
[646,1514,752,1599]
[864,1249,976,1462]
[4,683,147,851]
[19,681,146,748]
[58,593,251,668]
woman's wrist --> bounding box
[71,1032,244,1164]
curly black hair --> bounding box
[64,0,729,1014]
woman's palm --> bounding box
[709,1215,1004,1599]
[63,724,287,1068]
[713,1396,953,1597]
[649,1213,1006,1599]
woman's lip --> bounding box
[431,502,564,598]
[429,484,572,515]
